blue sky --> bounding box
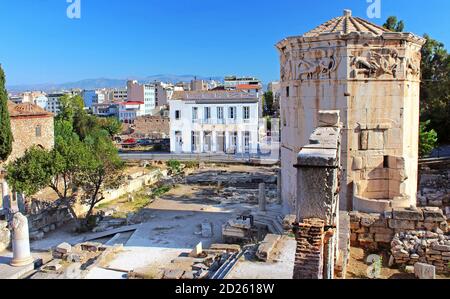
[1,0,449,85]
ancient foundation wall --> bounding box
[418,166,450,218]
[350,207,448,249]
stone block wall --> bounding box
[293,219,325,279]
[27,199,72,241]
[418,168,450,218]
[350,207,448,249]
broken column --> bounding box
[10,212,34,267]
[277,170,282,204]
[258,183,266,212]
[292,111,341,280]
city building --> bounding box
[109,88,127,102]
[224,76,261,90]
[92,103,119,117]
[46,93,65,115]
[82,90,97,108]
[118,101,145,123]
[276,10,425,213]
[190,79,208,91]
[127,80,157,115]
[169,91,259,154]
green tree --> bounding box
[419,121,438,157]
[97,117,122,138]
[0,65,13,161]
[76,130,124,222]
[383,16,405,32]
[6,146,53,196]
[263,91,274,116]
[420,34,450,143]
[6,119,87,220]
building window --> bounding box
[286,86,290,97]
[35,125,42,137]
[217,107,224,120]
[204,107,211,120]
[243,106,250,120]
[175,110,181,120]
[229,107,236,119]
[192,107,198,121]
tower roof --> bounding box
[303,10,390,37]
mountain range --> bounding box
[7,74,224,92]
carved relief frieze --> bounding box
[350,48,401,79]
[406,51,421,80]
[280,48,340,81]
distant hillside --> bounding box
[7,74,224,92]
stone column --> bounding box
[17,193,26,214]
[277,170,282,204]
[10,213,34,267]
[2,181,11,211]
[259,183,266,212]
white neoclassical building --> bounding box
[169,91,260,154]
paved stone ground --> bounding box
[226,236,296,279]
[0,251,35,279]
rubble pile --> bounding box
[131,244,242,280]
[32,241,123,279]
[390,230,450,274]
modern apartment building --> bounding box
[224,76,261,90]
[169,91,259,154]
[127,80,157,115]
[46,93,65,115]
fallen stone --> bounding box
[414,263,435,279]
[256,234,281,261]
[66,253,82,263]
[80,242,103,252]
[55,242,72,254]
[209,244,241,253]
[189,242,203,258]
[43,260,62,272]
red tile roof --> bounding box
[236,84,261,90]
[119,101,144,105]
[7,101,53,118]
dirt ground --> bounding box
[346,247,449,279]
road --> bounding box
[119,151,279,165]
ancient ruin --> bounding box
[277,10,426,213]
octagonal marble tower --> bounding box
[276,10,425,213]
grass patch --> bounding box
[150,185,172,199]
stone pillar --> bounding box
[277,170,282,204]
[10,213,34,267]
[259,183,266,212]
[17,193,26,214]
[2,181,11,211]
